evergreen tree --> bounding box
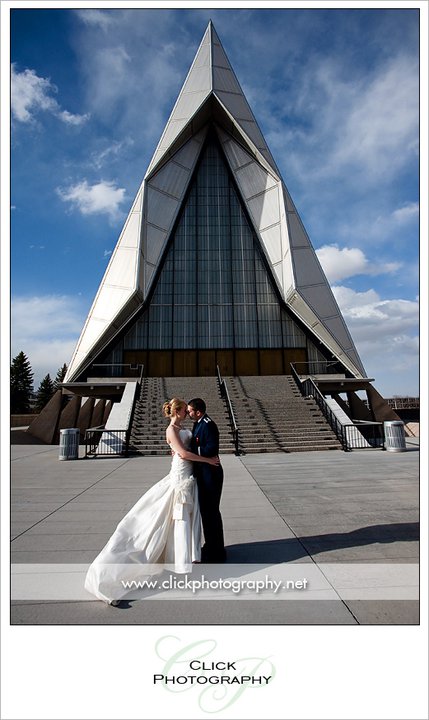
[35,374,55,412]
[11,352,34,413]
[54,363,68,390]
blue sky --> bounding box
[10,7,420,396]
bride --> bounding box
[84,398,220,605]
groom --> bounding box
[187,398,226,563]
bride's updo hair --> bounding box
[162,398,187,418]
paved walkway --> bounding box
[10,437,419,625]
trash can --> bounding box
[384,420,406,452]
[59,428,80,460]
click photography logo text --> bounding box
[154,636,276,713]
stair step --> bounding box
[130,375,344,455]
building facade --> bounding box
[65,22,365,382]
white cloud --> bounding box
[333,285,419,395]
[90,138,134,169]
[331,199,419,251]
[12,295,84,340]
[81,46,132,116]
[12,65,55,122]
[334,285,418,346]
[11,295,86,387]
[329,55,418,179]
[56,109,88,127]
[75,9,115,30]
[316,244,401,283]
[269,53,418,191]
[391,202,419,224]
[11,64,89,126]
[57,179,127,222]
[317,245,367,283]
[74,14,184,146]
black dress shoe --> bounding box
[109,599,121,607]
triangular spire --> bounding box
[145,23,212,175]
[65,23,365,382]
[146,21,279,177]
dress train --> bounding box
[84,429,201,603]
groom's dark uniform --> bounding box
[191,415,226,563]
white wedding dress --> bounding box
[84,429,201,604]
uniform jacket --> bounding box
[191,414,221,460]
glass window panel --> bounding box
[119,138,312,354]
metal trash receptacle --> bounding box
[59,428,80,460]
[384,420,406,452]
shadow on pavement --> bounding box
[226,522,420,563]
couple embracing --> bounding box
[85,397,226,605]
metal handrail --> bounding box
[342,423,385,450]
[290,364,348,450]
[127,368,144,452]
[290,360,346,377]
[84,370,143,458]
[84,426,131,457]
[89,363,144,378]
[290,363,386,451]
[302,377,349,451]
[386,397,419,409]
[216,365,239,454]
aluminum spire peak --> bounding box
[146,21,279,176]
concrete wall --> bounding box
[11,415,38,428]
[97,383,137,454]
[27,390,64,444]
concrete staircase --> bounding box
[224,375,342,453]
[129,376,235,455]
[130,374,342,455]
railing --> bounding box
[290,363,384,451]
[89,363,144,379]
[300,376,349,451]
[84,369,143,458]
[343,422,385,450]
[386,397,420,409]
[84,427,130,457]
[216,365,239,454]
[291,360,347,377]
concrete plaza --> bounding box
[10,434,419,625]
